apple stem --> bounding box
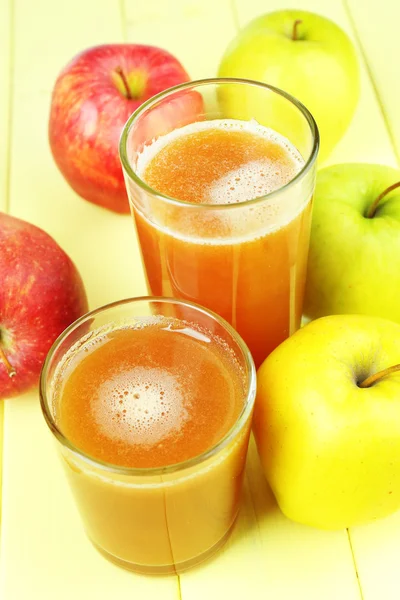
[359,363,400,388]
[114,66,132,100]
[292,19,303,41]
[0,347,16,378]
[366,180,400,218]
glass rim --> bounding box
[39,295,257,478]
[119,76,320,211]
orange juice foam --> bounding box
[56,317,245,468]
[137,118,304,207]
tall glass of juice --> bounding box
[40,296,256,574]
[120,78,319,367]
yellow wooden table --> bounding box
[1,1,399,598]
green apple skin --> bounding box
[253,314,400,530]
[218,10,360,161]
[304,164,400,323]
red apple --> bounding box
[0,212,88,399]
[49,44,197,214]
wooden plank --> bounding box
[234,0,397,168]
[340,3,400,599]
[346,0,400,163]
[124,0,237,79]
[0,0,172,599]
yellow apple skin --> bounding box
[253,315,400,529]
[218,10,360,162]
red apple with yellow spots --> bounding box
[0,212,88,399]
[49,44,197,214]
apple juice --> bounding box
[134,119,312,367]
[53,315,251,572]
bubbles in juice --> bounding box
[55,317,246,468]
[137,119,304,205]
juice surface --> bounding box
[56,318,245,469]
[140,120,302,205]
[135,120,311,368]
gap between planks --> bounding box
[346,529,365,600]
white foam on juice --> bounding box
[209,159,299,205]
[92,366,189,446]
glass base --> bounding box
[89,520,235,575]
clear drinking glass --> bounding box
[120,78,319,368]
[40,296,256,575]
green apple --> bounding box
[304,164,400,323]
[218,10,360,161]
[253,314,400,529]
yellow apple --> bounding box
[218,10,360,161]
[253,314,400,529]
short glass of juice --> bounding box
[40,296,256,575]
[120,78,319,367]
